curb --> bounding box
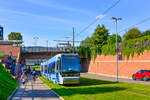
[87,72,132,79]
[39,78,64,100]
[7,83,21,100]
[50,89,64,100]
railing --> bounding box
[21,46,67,53]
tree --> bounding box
[123,28,141,40]
[91,24,109,55]
[8,32,22,40]
[77,46,91,58]
[107,34,122,45]
[142,30,150,36]
[80,36,91,47]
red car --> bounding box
[132,70,150,81]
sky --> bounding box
[0,0,150,47]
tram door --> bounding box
[56,57,61,83]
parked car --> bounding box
[132,70,150,81]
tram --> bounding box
[41,54,80,84]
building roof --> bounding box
[0,40,23,45]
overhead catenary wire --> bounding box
[76,16,150,45]
[54,16,150,45]
[53,0,121,45]
[75,0,121,39]
[118,17,150,33]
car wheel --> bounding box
[132,75,136,80]
[143,76,148,81]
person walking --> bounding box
[20,71,27,85]
[32,68,37,83]
[27,67,31,79]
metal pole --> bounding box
[112,17,122,82]
[46,40,48,53]
[33,36,39,46]
[73,27,74,53]
[46,40,48,75]
[116,20,118,82]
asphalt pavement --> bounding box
[11,77,61,100]
[81,72,150,85]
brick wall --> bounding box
[83,51,150,78]
[0,44,21,57]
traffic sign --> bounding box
[115,48,119,53]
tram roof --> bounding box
[42,53,79,65]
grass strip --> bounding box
[0,63,18,100]
[40,76,150,100]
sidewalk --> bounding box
[11,77,61,100]
[81,72,150,85]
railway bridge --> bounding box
[0,40,77,71]
[21,46,70,66]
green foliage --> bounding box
[80,37,91,47]
[77,46,91,58]
[8,32,23,40]
[142,30,150,36]
[107,34,122,44]
[77,24,109,58]
[123,28,141,40]
[90,24,109,55]
[0,52,4,57]
[102,35,150,59]
[0,63,18,100]
[102,43,116,56]
[78,26,150,59]
[121,39,136,59]
[91,25,109,54]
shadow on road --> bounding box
[14,89,58,98]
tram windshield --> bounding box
[62,56,80,76]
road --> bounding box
[81,72,150,85]
[11,77,61,100]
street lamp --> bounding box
[46,40,49,59]
[33,36,39,46]
[111,17,122,82]
[46,40,48,75]
[46,40,48,52]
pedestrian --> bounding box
[8,51,12,59]
[32,68,37,83]
[26,66,31,79]
[20,72,27,85]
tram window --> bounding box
[58,57,61,72]
[51,63,55,73]
[45,67,47,73]
[57,62,59,74]
[49,67,51,73]
[47,66,49,73]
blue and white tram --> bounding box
[41,54,80,84]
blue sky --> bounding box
[0,0,150,46]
